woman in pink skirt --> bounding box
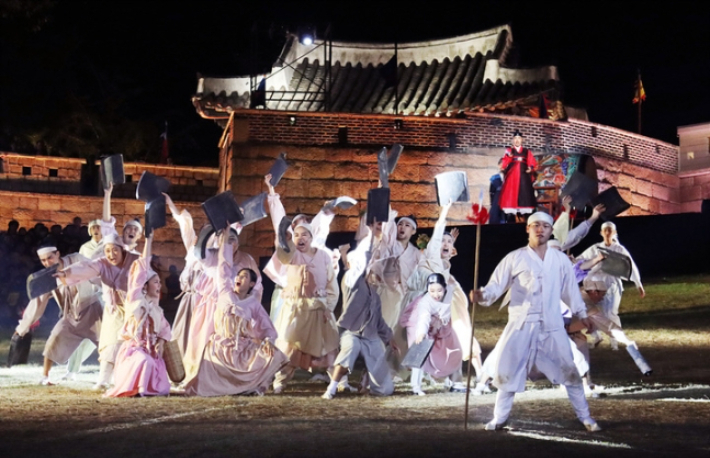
[105,233,171,397]
[401,273,465,396]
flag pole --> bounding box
[464,217,483,430]
[637,69,642,134]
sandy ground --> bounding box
[1,307,709,458]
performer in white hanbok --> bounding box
[64,218,106,379]
[79,219,105,259]
[576,221,645,350]
[472,212,601,432]
[263,173,335,322]
[15,246,102,385]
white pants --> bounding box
[492,383,591,424]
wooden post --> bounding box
[464,221,482,430]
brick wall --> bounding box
[238,111,679,174]
[0,152,85,194]
[679,170,710,213]
[228,110,686,257]
[108,162,219,201]
[0,190,223,286]
[0,152,220,202]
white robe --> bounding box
[576,241,642,327]
[478,245,588,392]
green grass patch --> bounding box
[472,274,710,324]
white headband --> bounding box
[397,217,417,230]
[293,222,314,237]
[88,219,102,229]
[36,246,58,256]
[103,233,126,249]
[601,221,617,231]
[527,211,553,226]
[124,219,143,231]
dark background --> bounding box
[2,1,709,166]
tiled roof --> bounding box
[193,25,560,118]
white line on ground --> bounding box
[507,430,633,449]
[70,407,232,437]
[657,398,710,403]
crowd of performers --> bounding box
[12,143,651,433]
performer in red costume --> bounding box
[498,130,538,215]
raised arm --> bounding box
[125,234,153,303]
[165,192,197,253]
[424,201,452,267]
[560,203,606,252]
[265,174,286,233]
[217,230,235,296]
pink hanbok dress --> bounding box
[184,242,287,396]
[181,245,261,385]
[105,259,171,397]
[400,294,462,378]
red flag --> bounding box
[632,75,646,104]
[160,122,169,164]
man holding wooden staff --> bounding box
[471,211,601,432]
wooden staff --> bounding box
[463,220,482,430]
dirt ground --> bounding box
[1,307,710,458]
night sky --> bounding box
[2,1,708,166]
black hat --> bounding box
[513,129,523,138]
[239,192,268,227]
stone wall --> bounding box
[0,152,219,202]
[0,190,220,286]
[0,152,85,194]
[240,110,679,174]
[679,170,710,213]
[229,110,687,257]
[595,157,682,215]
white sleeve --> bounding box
[561,220,592,252]
[478,252,515,306]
